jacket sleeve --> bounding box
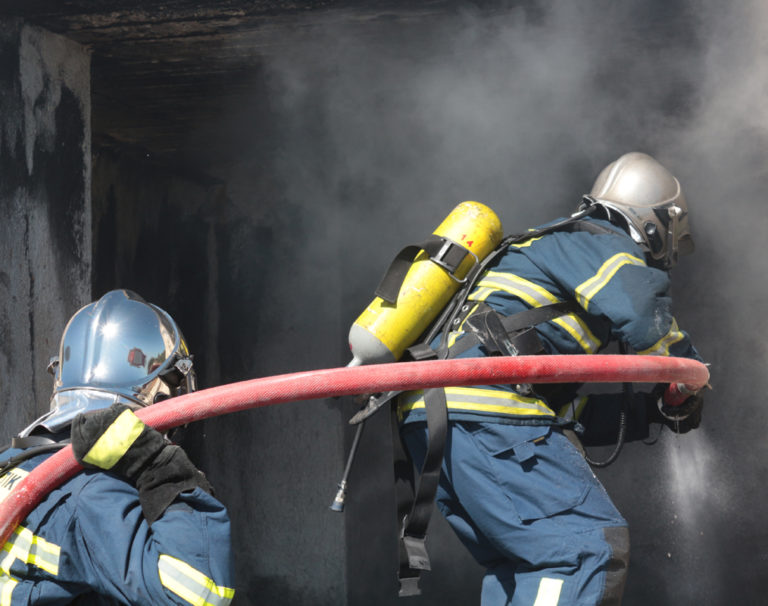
[70,472,235,605]
[539,227,702,361]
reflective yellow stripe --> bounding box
[158,554,234,606]
[399,387,555,419]
[27,534,60,576]
[82,409,145,469]
[469,272,601,353]
[637,318,684,356]
[470,271,559,307]
[551,314,600,353]
[574,253,646,310]
[510,235,543,248]
[533,577,563,606]
[2,525,60,576]
[558,395,589,421]
[470,285,496,301]
[0,574,18,606]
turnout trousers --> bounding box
[401,420,629,606]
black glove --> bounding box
[71,403,211,524]
[647,384,704,434]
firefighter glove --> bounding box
[71,403,212,524]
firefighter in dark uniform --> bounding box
[399,152,705,605]
[0,290,234,605]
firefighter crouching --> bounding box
[388,152,704,605]
[0,290,234,605]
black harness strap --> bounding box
[392,403,421,595]
[12,435,60,448]
[375,236,474,304]
[392,343,443,595]
[0,441,69,479]
[394,386,448,596]
[447,300,581,359]
[402,388,448,537]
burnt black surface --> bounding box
[0,1,482,174]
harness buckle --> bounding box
[397,575,422,597]
[430,238,478,283]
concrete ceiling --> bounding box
[0,0,482,174]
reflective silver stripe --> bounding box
[533,577,563,606]
[574,253,646,310]
[158,554,234,606]
[399,387,555,418]
[469,271,601,353]
[1,525,60,576]
[638,318,684,356]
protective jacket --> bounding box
[0,442,234,605]
[397,215,702,426]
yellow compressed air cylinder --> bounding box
[348,201,503,366]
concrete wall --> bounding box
[0,21,91,436]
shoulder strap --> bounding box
[565,218,621,237]
[12,435,61,448]
[502,205,601,246]
[393,385,448,596]
[0,440,69,479]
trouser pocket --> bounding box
[468,423,590,522]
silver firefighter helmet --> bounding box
[20,289,196,436]
[581,151,694,269]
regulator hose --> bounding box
[0,354,708,545]
[584,341,631,468]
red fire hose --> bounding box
[0,354,708,545]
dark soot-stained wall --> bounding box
[90,144,349,605]
[0,22,91,433]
